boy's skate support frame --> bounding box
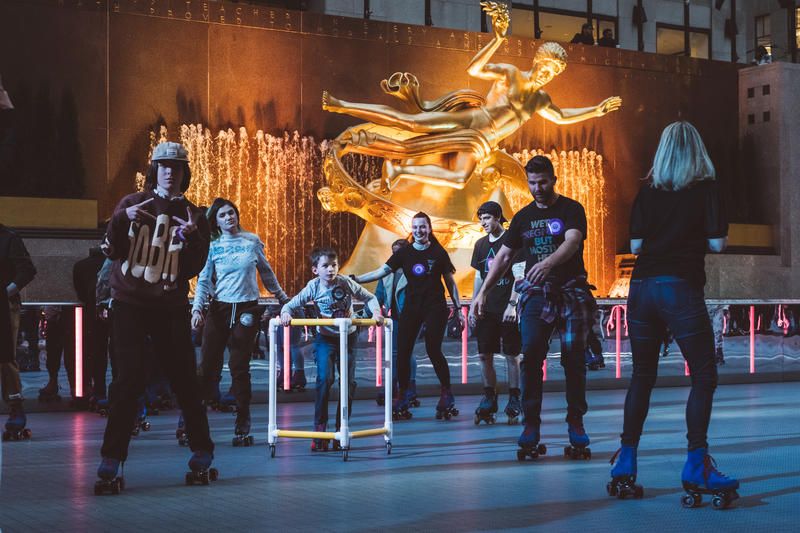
[267,318,394,461]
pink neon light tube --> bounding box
[283,325,291,390]
[375,326,383,387]
[74,307,83,397]
[749,305,755,374]
[461,306,468,384]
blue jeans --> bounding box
[622,276,717,450]
[313,332,357,429]
[519,295,589,427]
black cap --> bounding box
[477,201,507,223]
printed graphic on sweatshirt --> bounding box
[121,215,183,285]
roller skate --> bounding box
[96,398,110,417]
[563,421,592,459]
[37,381,62,403]
[232,409,254,447]
[473,387,498,425]
[392,389,413,421]
[607,446,643,499]
[407,380,420,407]
[176,414,189,447]
[311,423,329,452]
[131,399,151,436]
[585,347,605,370]
[290,369,307,391]
[2,401,32,441]
[680,448,740,509]
[217,389,237,413]
[516,424,546,461]
[185,450,219,485]
[504,388,522,425]
[435,386,459,420]
[276,369,286,392]
[94,457,124,495]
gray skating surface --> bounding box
[1,382,798,532]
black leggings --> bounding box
[396,304,450,389]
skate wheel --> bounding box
[435,411,443,420]
[606,482,617,497]
[712,495,727,510]
[111,481,121,495]
[209,468,219,481]
[22,429,32,439]
[563,446,571,458]
[474,415,480,425]
[246,436,254,446]
[142,422,151,431]
[584,448,591,460]
[489,415,495,425]
[537,444,547,455]
[681,492,700,508]
[516,449,526,461]
[232,438,240,447]
[269,444,276,458]
[185,473,193,485]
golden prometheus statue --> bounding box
[318,1,622,288]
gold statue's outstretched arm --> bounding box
[537,92,623,125]
[468,2,510,81]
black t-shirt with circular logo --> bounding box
[504,195,588,285]
[471,234,523,315]
[385,242,455,309]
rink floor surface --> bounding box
[1,382,798,532]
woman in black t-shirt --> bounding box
[608,121,739,504]
[354,212,463,420]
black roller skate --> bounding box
[473,387,498,425]
[585,347,605,370]
[435,386,459,420]
[131,399,151,436]
[38,382,62,403]
[607,446,643,499]
[407,380,420,407]
[217,389,237,413]
[680,448,740,509]
[504,388,522,425]
[392,389,413,421]
[291,369,307,391]
[95,398,110,417]
[232,410,255,447]
[516,424,546,461]
[563,421,592,459]
[94,457,124,495]
[176,414,189,447]
[185,451,219,485]
[311,423,330,452]
[2,401,32,441]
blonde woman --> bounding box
[608,122,739,508]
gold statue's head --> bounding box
[531,42,567,86]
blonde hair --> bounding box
[648,121,715,191]
[534,42,567,72]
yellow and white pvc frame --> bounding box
[267,317,394,461]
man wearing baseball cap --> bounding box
[468,201,525,425]
[471,155,597,461]
[95,141,216,492]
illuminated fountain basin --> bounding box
[138,126,608,295]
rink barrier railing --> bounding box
[267,317,393,461]
[18,299,800,399]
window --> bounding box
[747,114,755,125]
[763,111,771,122]
[763,85,770,96]
[537,11,588,42]
[511,7,536,39]
[657,25,710,59]
[747,87,755,98]
[508,4,617,45]
[657,26,685,56]
[755,14,772,55]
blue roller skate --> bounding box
[680,448,739,509]
[2,401,31,441]
[175,413,189,446]
[563,421,592,459]
[473,387,498,425]
[392,388,413,421]
[435,386,459,420]
[218,389,237,413]
[503,388,522,425]
[607,446,643,499]
[94,457,124,495]
[517,424,546,461]
[131,397,151,436]
[186,450,218,485]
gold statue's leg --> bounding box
[323,91,465,134]
[389,152,478,190]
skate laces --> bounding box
[702,454,728,481]
[609,447,621,465]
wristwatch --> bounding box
[508,300,518,307]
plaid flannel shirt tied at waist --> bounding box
[514,276,597,324]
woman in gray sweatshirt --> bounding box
[192,198,289,446]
